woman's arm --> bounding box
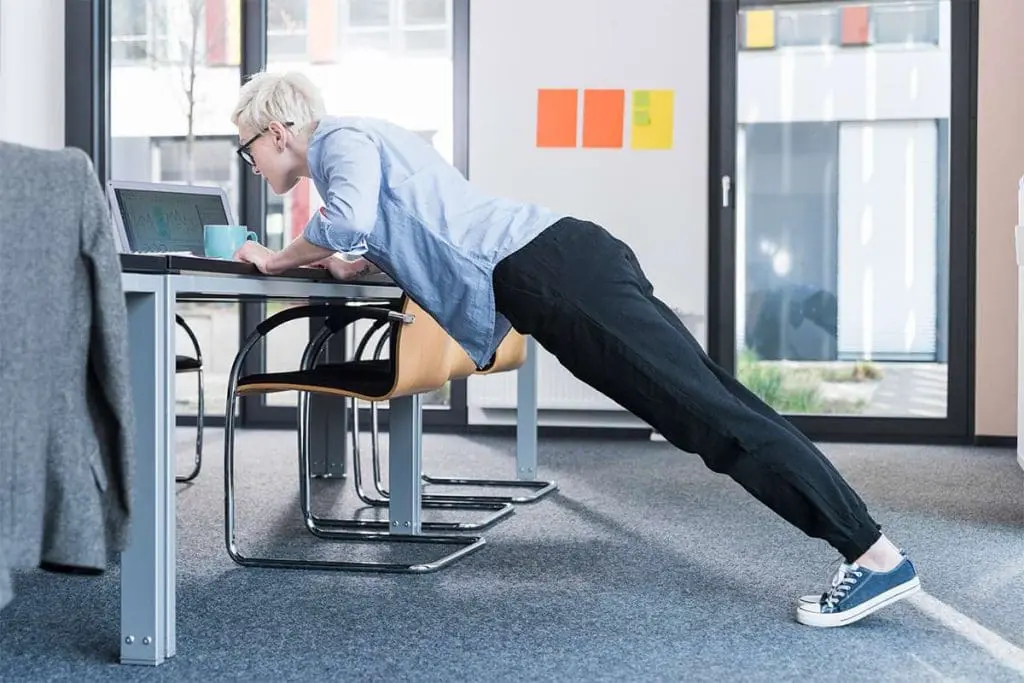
[263,234,334,274]
[318,255,381,280]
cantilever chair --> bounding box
[350,326,557,506]
[175,314,204,483]
[223,297,504,573]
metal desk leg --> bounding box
[120,278,176,665]
[386,394,422,535]
[516,337,539,481]
[308,317,347,478]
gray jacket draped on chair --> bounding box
[0,142,134,610]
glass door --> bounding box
[709,0,976,440]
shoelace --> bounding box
[821,562,863,610]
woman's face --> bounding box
[237,121,300,195]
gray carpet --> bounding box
[2,429,1022,682]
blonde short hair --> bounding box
[231,70,326,136]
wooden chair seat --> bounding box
[476,331,528,375]
[234,299,451,401]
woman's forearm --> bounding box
[266,235,334,274]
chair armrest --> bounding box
[324,306,413,333]
[175,314,203,363]
[255,304,335,336]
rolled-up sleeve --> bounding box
[303,128,382,257]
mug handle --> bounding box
[245,231,259,243]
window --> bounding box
[776,6,839,47]
[401,0,448,55]
[733,0,953,418]
[343,0,450,56]
[111,0,171,63]
[156,137,234,184]
[268,0,309,59]
[872,1,940,46]
[110,0,243,424]
[349,0,390,27]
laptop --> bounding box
[107,180,234,256]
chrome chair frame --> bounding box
[350,326,557,505]
[298,321,513,533]
[224,301,488,573]
[175,314,204,483]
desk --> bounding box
[118,255,540,666]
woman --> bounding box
[231,71,919,628]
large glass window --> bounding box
[110,0,243,430]
[733,0,951,418]
[268,0,309,60]
[343,0,450,56]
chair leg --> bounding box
[365,401,557,505]
[176,367,204,484]
[224,386,486,574]
[304,395,514,533]
[418,473,558,504]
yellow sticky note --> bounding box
[631,90,674,151]
[744,9,775,49]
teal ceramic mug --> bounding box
[203,224,259,259]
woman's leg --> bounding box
[493,218,881,563]
[619,244,874,513]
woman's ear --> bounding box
[268,121,289,151]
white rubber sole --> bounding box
[796,576,921,628]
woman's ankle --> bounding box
[854,534,904,572]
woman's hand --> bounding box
[311,255,376,280]
[233,241,278,274]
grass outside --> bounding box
[737,349,882,415]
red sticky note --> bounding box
[582,89,625,148]
[536,89,579,148]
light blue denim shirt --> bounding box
[303,115,563,367]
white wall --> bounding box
[465,0,709,424]
[0,0,64,148]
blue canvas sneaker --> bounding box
[796,555,920,627]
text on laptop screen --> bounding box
[114,188,229,254]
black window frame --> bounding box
[711,0,978,444]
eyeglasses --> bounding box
[236,121,294,167]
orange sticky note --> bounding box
[536,89,579,148]
[582,89,625,149]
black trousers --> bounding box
[493,217,881,562]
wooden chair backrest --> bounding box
[446,339,479,381]
[476,330,528,375]
[386,297,453,398]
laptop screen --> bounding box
[113,187,229,255]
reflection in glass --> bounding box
[735,1,949,417]
[110,0,244,419]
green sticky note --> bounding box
[634,90,651,107]
[634,110,651,126]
